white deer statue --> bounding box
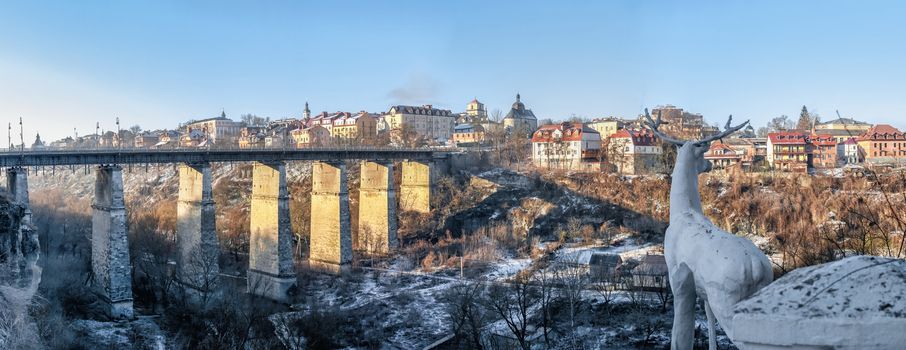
[643,110,773,350]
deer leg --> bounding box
[705,301,717,350]
[670,263,695,350]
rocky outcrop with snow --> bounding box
[732,255,906,349]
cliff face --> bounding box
[0,191,39,289]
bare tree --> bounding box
[484,276,538,350]
[442,281,487,349]
[555,258,588,329]
[532,265,555,347]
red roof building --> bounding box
[606,129,662,174]
[856,124,906,164]
[809,134,838,169]
[767,132,810,173]
[531,122,602,170]
[704,142,743,169]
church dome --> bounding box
[511,93,525,111]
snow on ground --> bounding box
[555,237,662,265]
[483,257,533,281]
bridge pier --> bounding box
[91,165,133,319]
[400,160,432,213]
[248,162,296,302]
[5,167,37,287]
[358,161,397,253]
[176,163,220,304]
[309,161,352,273]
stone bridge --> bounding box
[2,148,448,318]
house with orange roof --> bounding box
[606,129,661,174]
[531,122,601,170]
[857,124,906,165]
[704,142,743,169]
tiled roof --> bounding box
[611,129,658,146]
[531,122,599,142]
[768,132,809,145]
[858,124,906,141]
[389,105,453,117]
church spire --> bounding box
[303,101,311,119]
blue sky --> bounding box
[2,0,905,141]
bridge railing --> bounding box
[2,144,460,154]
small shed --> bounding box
[589,253,622,281]
[631,254,668,290]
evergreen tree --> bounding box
[797,105,812,130]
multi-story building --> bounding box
[704,142,742,169]
[607,129,661,175]
[308,111,339,134]
[183,112,242,145]
[646,105,706,139]
[133,132,159,148]
[383,105,455,143]
[857,124,906,165]
[180,128,208,147]
[331,111,378,143]
[720,138,766,168]
[466,99,488,122]
[531,122,601,170]
[815,117,872,143]
[453,124,485,146]
[767,132,809,172]
[841,138,860,165]
[238,126,266,149]
[155,130,180,149]
[503,94,538,136]
[291,125,330,148]
[809,134,838,168]
[586,118,624,139]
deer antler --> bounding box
[643,109,686,146]
[643,109,749,146]
[695,115,749,145]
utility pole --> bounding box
[116,117,121,149]
[96,122,100,148]
[19,117,24,152]
[7,122,11,151]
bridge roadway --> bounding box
[0,147,443,167]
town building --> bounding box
[586,118,624,139]
[49,137,76,149]
[809,134,838,168]
[31,134,46,150]
[154,130,181,149]
[857,124,906,165]
[309,111,339,134]
[382,105,455,143]
[238,126,266,149]
[531,122,601,170]
[457,98,488,124]
[720,138,766,169]
[840,138,860,165]
[503,94,538,136]
[331,111,378,143]
[631,254,669,290]
[646,105,706,139]
[452,124,485,146]
[133,132,159,148]
[180,128,208,147]
[291,125,330,148]
[606,129,661,175]
[815,117,872,143]
[182,112,242,145]
[767,132,809,173]
[704,142,743,169]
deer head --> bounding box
[643,109,749,175]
